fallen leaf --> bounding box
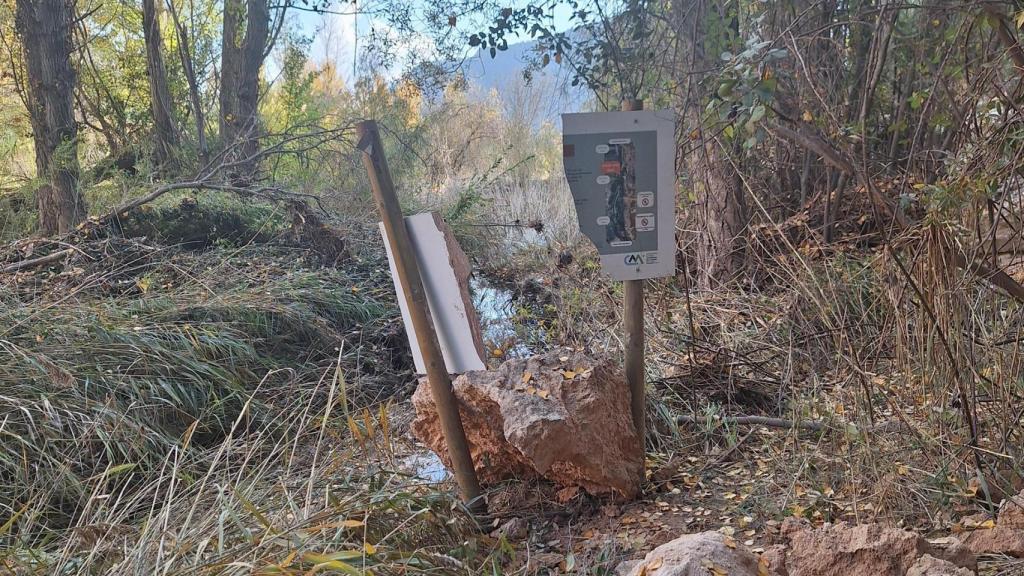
[526,386,537,395]
[562,552,576,572]
[537,389,551,400]
[278,549,298,568]
[556,485,580,503]
[647,557,664,570]
[701,558,728,576]
[522,371,533,383]
[562,370,577,379]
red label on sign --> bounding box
[600,161,621,175]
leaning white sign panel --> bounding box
[561,110,676,280]
[380,212,487,375]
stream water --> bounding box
[471,276,542,358]
[404,451,449,483]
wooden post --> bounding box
[621,98,646,444]
[356,120,485,511]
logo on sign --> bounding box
[624,253,645,266]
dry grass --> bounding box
[0,215,506,574]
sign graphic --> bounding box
[561,110,676,280]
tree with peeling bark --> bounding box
[14,0,85,235]
[671,0,747,288]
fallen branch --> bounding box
[0,248,74,274]
[676,414,826,432]
[948,249,1024,303]
[771,123,854,175]
[983,3,1024,77]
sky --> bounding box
[293,1,576,86]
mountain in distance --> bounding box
[459,39,590,123]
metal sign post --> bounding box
[621,99,645,443]
[356,120,484,512]
[561,101,676,444]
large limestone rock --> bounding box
[411,348,643,498]
[625,532,763,576]
[778,519,975,576]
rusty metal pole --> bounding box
[356,120,485,512]
[621,99,646,445]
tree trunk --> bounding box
[673,0,746,288]
[220,0,242,143]
[15,0,85,235]
[237,0,269,145]
[142,0,179,172]
[165,0,208,163]
[220,0,268,181]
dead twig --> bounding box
[0,248,74,274]
[676,413,826,432]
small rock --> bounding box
[928,538,976,571]
[491,517,528,541]
[998,490,1024,528]
[907,554,974,576]
[602,504,622,518]
[780,520,973,576]
[958,489,1024,557]
[626,531,762,576]
[760,544,789,576]
[958,526,1024,557]
[528,552,564,570]
[615,559,643,576]
[411,349,644,498]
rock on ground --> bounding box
[760,544,788,576]
[490,517,528,541]
[778,519,975,576]
[411,348,643,498]
[907,554,974,576]
[615,560,643,576]
[626,532,763,576]
[958,489,1024,557]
